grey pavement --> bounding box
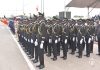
[32,44,100,70]
[0,22,30,70]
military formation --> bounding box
[17,12,100,69]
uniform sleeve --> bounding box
[41,23,46,41]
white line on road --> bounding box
[7,26,35,70]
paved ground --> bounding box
[0,22,30,70]
[0,22,100,70]
[32,44,100,70]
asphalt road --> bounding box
[0,22,30,70]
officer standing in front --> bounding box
[36,12,46,69]
[84,19,92,57]
[61,18,70,60]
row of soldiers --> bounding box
[17,12,98,69]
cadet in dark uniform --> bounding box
[84,19,92,57]
[33,16,39,63]
[69,19,77,55]
[95,18,100,56]
[36,12,46,69]
[29,14,38,59]
[51,16,59,61]
[90,20,95,53]
[57,18,62,56]
[46,19,52,57]
[76,19,84,58]
[61,18,70,60]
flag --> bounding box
[36,5,38,11]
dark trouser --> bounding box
[35,44,39,61]
[57,41,60,55]
[44,41,48,53]
[28,42,31,54]
[39,42,44,65]
[52,40,57,58]
[48,42,52,55]
[30,43,34,57]
[62,40,68,57]
[78,39,83,56]
[86,39,91,55]
[98,38,100,53]
[90,41,93,52]
[82,41,85,51]
[71,38,75,53]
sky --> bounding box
[0,0,100,18]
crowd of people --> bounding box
[16,12,100,69]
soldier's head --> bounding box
[56,18,60,24]
[33,14,37,21]
[47,19,51,25]
[86,19,91,25]
[52,16,57,24]
[63,18,68,24]
[71,19,76,25]
[38,12,44,21]
[78,19,83,25]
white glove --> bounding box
[76,37,78,43]
[80,39,83,44]
[58,38,60,42]
[88,38,91,43]
[40,43,43,49]
[31,39,33,43]
[41,41,44,43]
[36,39,37,41]
[22,36,23,38]
[28,39,30,42]
[19,34,20,36]
[25,38,27,41]
[96,36,98,41]
[35,41,38,46]
[92,36,94,41]
[84,37,86,43]
[55,39,58,43]
[65,39,67,44]
[49,39,52,43]
[24,37,25,40]
[73,37,75,41]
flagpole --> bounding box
[41,0,42,13]
[43,0,44,15]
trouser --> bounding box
[52,40,57,58]
[62,40,68,57]
[28,42,31,54]
[86,39,91,55]
[98,38,100,53]
[34,43,39,61]
[48,42,52,55]
[39,42,44,65]
[78,39,83,56]
[30,43,34,57]
[57,41,60,55]
[90,41,93,52]
[71,38,75,53]
[82,41,85,51]
[44,41,48,53]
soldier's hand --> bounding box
[55,39,58,44]
[41,41,44,43]
[65,39,67,44]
